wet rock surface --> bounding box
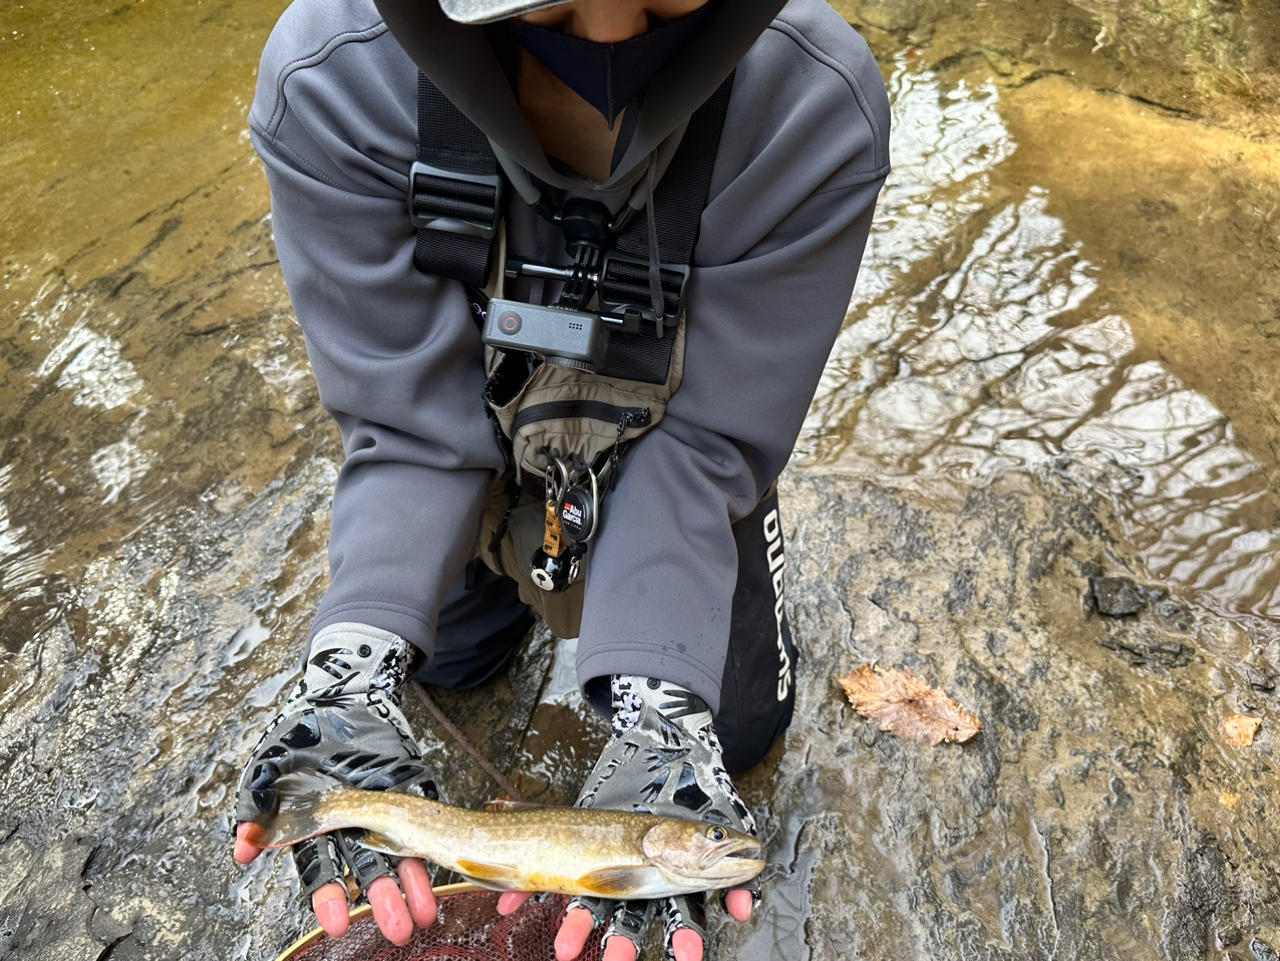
[716,470,1279,961]
[2,0,1280,959]
[833,0,1280,136]
[3,465,1277,961]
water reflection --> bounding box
[1070,0,1261,73]
[89,435,153,505]
[802,64,1280,619]
[34,320,146,411]
[846,66,1015,309]
[0,463,50,649]
[511,635,609,804]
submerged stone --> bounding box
[1245,666,1277,693]
[855,0,919,32]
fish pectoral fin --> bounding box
[576,867,650,898]
[455,858,523,888]
[355,831,417,858]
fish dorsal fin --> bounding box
[483,798,549,813]
[455,858,523,888]
[356,831,417,858]
[576,866,649,897]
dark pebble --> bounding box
[1089,575,1148,617]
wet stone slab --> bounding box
[714,469,1280,961]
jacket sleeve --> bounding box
[249,22,504,652]
[576,11,890,712]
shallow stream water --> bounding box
[1,1,1278,959]
[814,2,1280,621]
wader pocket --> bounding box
[488,316,686,487]
[476,317,687,634]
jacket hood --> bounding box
[372,0,788,191]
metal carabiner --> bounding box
[542,449,570,506]
[581,467,599,542]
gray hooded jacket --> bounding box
[248,0,890,713]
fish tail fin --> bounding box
[242,770,351,850]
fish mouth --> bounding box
[720,837,764,861]
[721,855,766,872]
[700,836,765,878]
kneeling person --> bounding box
[233,0,889,958]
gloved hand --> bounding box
[233,622,440,945]
[499,675,760,961]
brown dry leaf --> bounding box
[836,665,981,745]
[1222,714,1262,748]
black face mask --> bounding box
[507,3,716,127]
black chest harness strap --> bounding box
[410,75,506,288]
[409,73,735,360]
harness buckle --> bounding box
[598,252,691,333]
[407,161,504,240]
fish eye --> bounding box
[707,826,726,841]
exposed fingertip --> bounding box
[397,859,437,928]
[671,928,704,961]
[232,837,261,864]
[233,823,264,863]
[313,886,350,938]
[602,934,639,961]
[725,888,753,922]
[554,908,594,961]
[369,875,412,946]
[497,891,531,916]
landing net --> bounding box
[277,888,603,961]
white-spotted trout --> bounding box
[244,771,765,899]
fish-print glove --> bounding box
[235,623,440,907]
[568,675,760,961]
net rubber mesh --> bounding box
[286,891,604,961]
